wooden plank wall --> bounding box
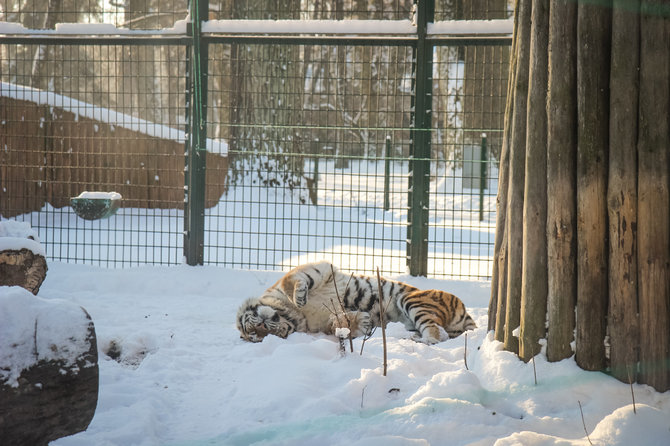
[0,96,227,218]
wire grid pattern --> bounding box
[0,0,512,26]
[205,41,507,279]
[0,43,188,266]
[428,43,508,278]
[0,2,510,279]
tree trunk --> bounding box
[575,0,611,371]
[503,0,531,354]
[607,0,640,383]
[637,6,670,391]
[546,0,578,363]
[519,0,549,362]
[489,0,519,333]
[0,249,48,295]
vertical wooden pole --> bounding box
[489,0,519,335]
[504,0,532,354]
[575,0,611,371]
[637,5,670,391]
[519,0,549,362]
[546,0,578,362]
[608,0,640,383]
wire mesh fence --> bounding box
[1,0,510,279]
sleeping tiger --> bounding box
[236,261,476,345]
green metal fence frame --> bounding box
[1,0,511,276]
[182,0,511,275]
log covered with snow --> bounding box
[0,221,47,295]
[0,286,99,445]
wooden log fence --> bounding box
[489,0,670,392]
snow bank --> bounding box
[37,263,669,446]
[0,286,93,387]
[0,220,45,256]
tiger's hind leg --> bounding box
[277,261,335,307]
[412,322,447,345]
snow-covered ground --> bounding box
[18,262,664,446]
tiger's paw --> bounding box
[350,312,373,337]
[293,283,308,307]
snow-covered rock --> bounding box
[0,286,98,445]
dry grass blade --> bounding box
[376,267,388,377]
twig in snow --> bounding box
[323,300,347,356]
[464,333,469,370]
[360,385,367,409]
[359,325,376,355]
[330,265,355,352]
[33,318,39,361]
[627,365,637,414]
[578,400,593,445]
[532,355,537,386]
[376,267,388,377]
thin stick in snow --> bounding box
[578,400,593,445]
[376,267,388,377]
[628,366,637,414]
[464,333,469,370]
[532,355,537,386]
[330,265,354,352]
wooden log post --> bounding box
[546,0,578,363]
[0,249,48,296]
[519,0,549,362]
[489,0,519,334]
[503,0,532,354]
[575,0,611,371]
[0,221,48,295]
[607,0,640,383]
[637,4,670,391]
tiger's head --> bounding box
[236,296,305,343]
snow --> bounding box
[0,220,46,256]
[0,286,93,387]
[428,19,513,36]
[0,20,189,35]
[74,191,122,201]
[0,82,228,155]
[202,19,416,35]
[6,262,659,445]
[0,18,512,38]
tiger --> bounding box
[236,261,476,345]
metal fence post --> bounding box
[184,0,209,266]
[407,0,434,276]
[384,135,391,211]
[479,133,488,222]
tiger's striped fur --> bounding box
[237,261,476,344]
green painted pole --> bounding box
[184,0,208,266]
[407,0,434,276]
[384,135,391,211]
[479,133,487,222]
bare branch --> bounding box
[376,267,388,377]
